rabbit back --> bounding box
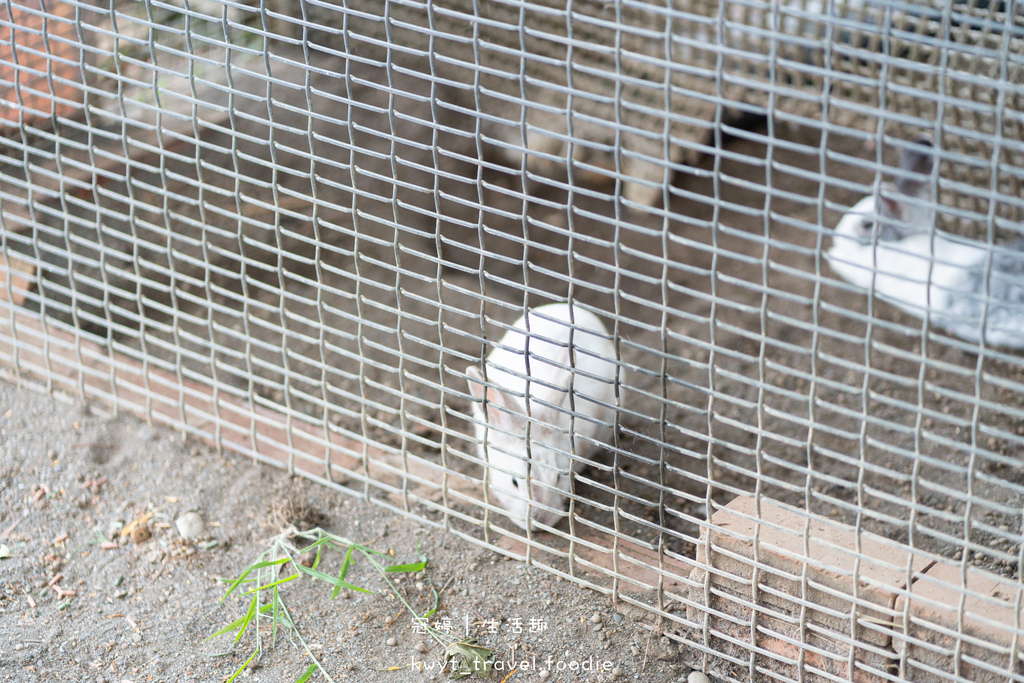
[483,303,617,440]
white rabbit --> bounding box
[465,303,618,530]
[828,136,1024,349]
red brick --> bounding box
[689,496,931,683]
[0,252,35,306]
[0,0,83,125]
[497,530,693,594]
[892,561,1024,683]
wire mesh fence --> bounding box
[2,0,1024,681]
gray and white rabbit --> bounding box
[465,303,618,530]
[828,135,1024,349]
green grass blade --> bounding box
[296,563,373,594]
[271,585,280,648]
[422,586,440,619]
[221,558,290,602]
[331,546,356,600]
[312,544,323,571]
[207,614,251,641]
[384,553,427,573]
[355,544,389,557]
[225,650,258,683]
[242,572,300,595]
[296,537,333,554]
[339,546,355,580]
[234,595,258,644]
[206,603,274,641]
[293,663,318,683]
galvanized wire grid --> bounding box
[2,0,1024,681]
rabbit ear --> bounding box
[466,365,487,403]
[895,135,935,201]
[466,365,524,428]
[485,387,522,429]
[878,193,903,222]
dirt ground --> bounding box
[0,379,692,682]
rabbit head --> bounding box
[465,361,583,530]
[834,135,937,246]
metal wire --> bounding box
[2,0,1024,681]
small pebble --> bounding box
[414,642,428,653]
[130,524,151,544]
[590,613,602,624]
[594,623,603,631]
[539,671,549,680]
[14,643,23,651]
[630,644,640,656]
[131,633,142,643]
[687,672,711,683]
[386,637,397,647]
[613,613,623,624]
[384,616,395,626]
[611,666,622,679]
[175,511,205,540]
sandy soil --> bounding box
[0,379,690,682]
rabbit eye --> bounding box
[511,477,519,488]
[859,218,875,236]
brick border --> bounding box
[690,496,1024,683]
